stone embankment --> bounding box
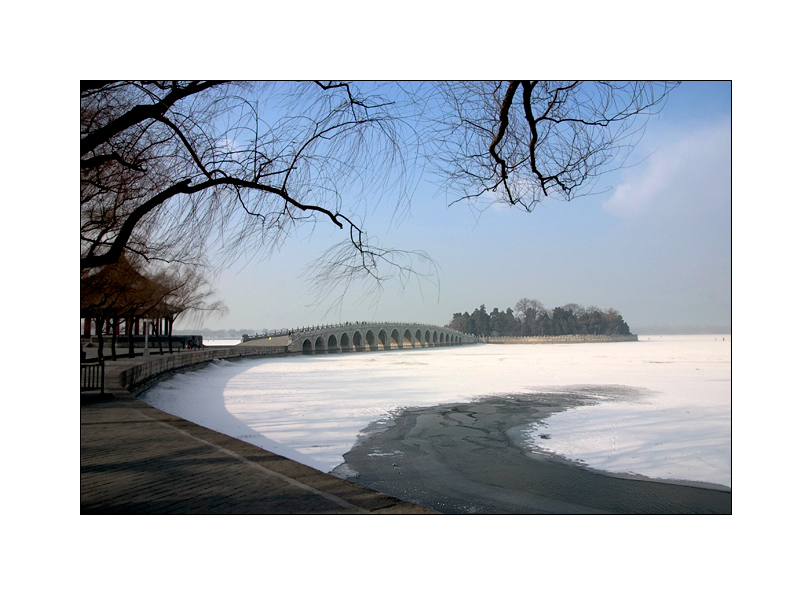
[106,345,288,396]
[82,345,437,513]
[481,334,638,344]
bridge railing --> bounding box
[243,322,477,342]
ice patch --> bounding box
[209,358,235,367]
[331,463,359,479]
[368,449,404,457]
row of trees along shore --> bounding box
[448,299,632,337]
[80,257,226,360]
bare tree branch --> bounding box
[430,81,679,211]
[80,80,226,156]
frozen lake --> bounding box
[140,335,731,490]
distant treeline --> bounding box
[448,299,632,337]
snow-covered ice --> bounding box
[140,335,731,488]
[202,339,242,347]
[523,336,731,487]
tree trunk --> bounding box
[167,316,174,354]
[127,315,136,358]
[110,317,118,361]
[95,316,104,362]
[153,320,164,355]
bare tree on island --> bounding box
[81,81,677,308]
[515,298,546,321]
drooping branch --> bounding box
[80,80,225,157]
[488,81,521,203]
[521,80,548,196]
[80,152,145,172]
[80,173,352,270]
[81,179,193,268]
[153,114,212,179]
[430,80,679,211]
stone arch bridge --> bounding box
[243,322,477,354]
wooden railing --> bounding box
[81,359,105,396]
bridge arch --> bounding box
[365,329,377,351]
[290,321,474,354]
[390,329,401,349]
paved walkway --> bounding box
[81,353,437,514]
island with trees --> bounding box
[447,298,634,340]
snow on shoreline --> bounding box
[202,339,242,347]
[139,335,731,487]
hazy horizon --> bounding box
[177,323,732,337]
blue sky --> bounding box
[188,81,731,333]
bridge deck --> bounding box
[240,322,477,354]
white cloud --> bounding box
[603,118,731,221]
